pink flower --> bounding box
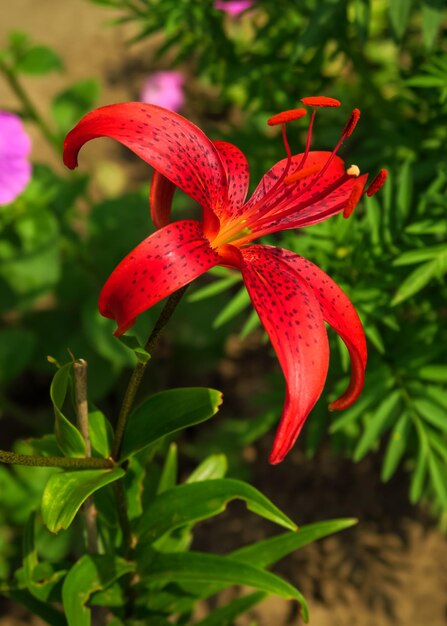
[0,112,32,206]
[215,0,253,16]
[140,71,185,113]
[64,98,387,464]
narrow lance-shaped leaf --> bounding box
[157,443,178,494]
[137,478,297,543]
[162,519,356,613]
[193,592,267,626]
[139,551,309,622]
[121,388,222,460]
[353,391,401,461]
[42,468,125,533]
[186,454,228,483]
[381,413,411,482]
[62,555,135,626]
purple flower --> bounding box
[140,71,185,113]
[214,0,254,16]
[0,112,32,206]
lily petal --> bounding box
[63,103,227,231]
[213,140,250,217]
[99,220,221,335]
[150,170,176,229]
[240,245,329,464]
[273,247,367,410]
[241,152,367,240]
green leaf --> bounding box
[353,391,401,461]
[395,160,413,228]
[418,365,447,383]
[140,551,308,622]
[16,45,63,74]
[117,334,150,364]
[409,440,428,504]
[186,454,228,483]
[381,414,411,481]
[391,258,443,305]
[51,80,100,131]
[193,591,267,626]
[50,363,86,458]
[138,479,297,543]
[422,0,445,49]
[21,515,67,602]
[393,245,447,266]
[121,388,222,460]
[157,443,178,494]
[62,555,135,626]
[427,452,447,509]
[89,408,114,457]
[213,287,250,328]
[188,275,241,302]
[230,519,358,568]
[413,398,447,431]
[0,327,35,384]
[42,468,125,533]
[389,0,413,39]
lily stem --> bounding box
[111,285,188,461]
[0,450,113,469]
[72,358,101,555]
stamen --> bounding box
[284,164,321,185]
[267,108,307,126]
[347,164,360,177]
[301,96,341,108]
[342,108,360,138]
[296,109,316,170]
[306,109,361,185]
[366,169,388,197]
[343,180,365,218]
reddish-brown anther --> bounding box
[343,108,360,137]
[343,181,365,218]
[63,96,385,464]
[301,96,341,107]
[366,169,388,197]
[267,108,307,126]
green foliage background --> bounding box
[1,0,446,589]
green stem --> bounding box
[111,285,188,461]
[0,450,114,469]
[0,60,59,152]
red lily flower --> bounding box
[63,97,387,464]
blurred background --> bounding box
[1,0,446,624]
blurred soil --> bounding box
[1,2,447,626]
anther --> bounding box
[343,181,365,218]
[267,108,307,126]
[347,164,360,177]
[366,169,388,197]
[284,164,321,185]
[301,96,341,108]
[342,108,360,138]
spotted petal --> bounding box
[212,140,250,217]
[63,103,227,235]
[271,247,367,410]
[240,152,367,242]
[240,245,329,464]
[99,220,221,335]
